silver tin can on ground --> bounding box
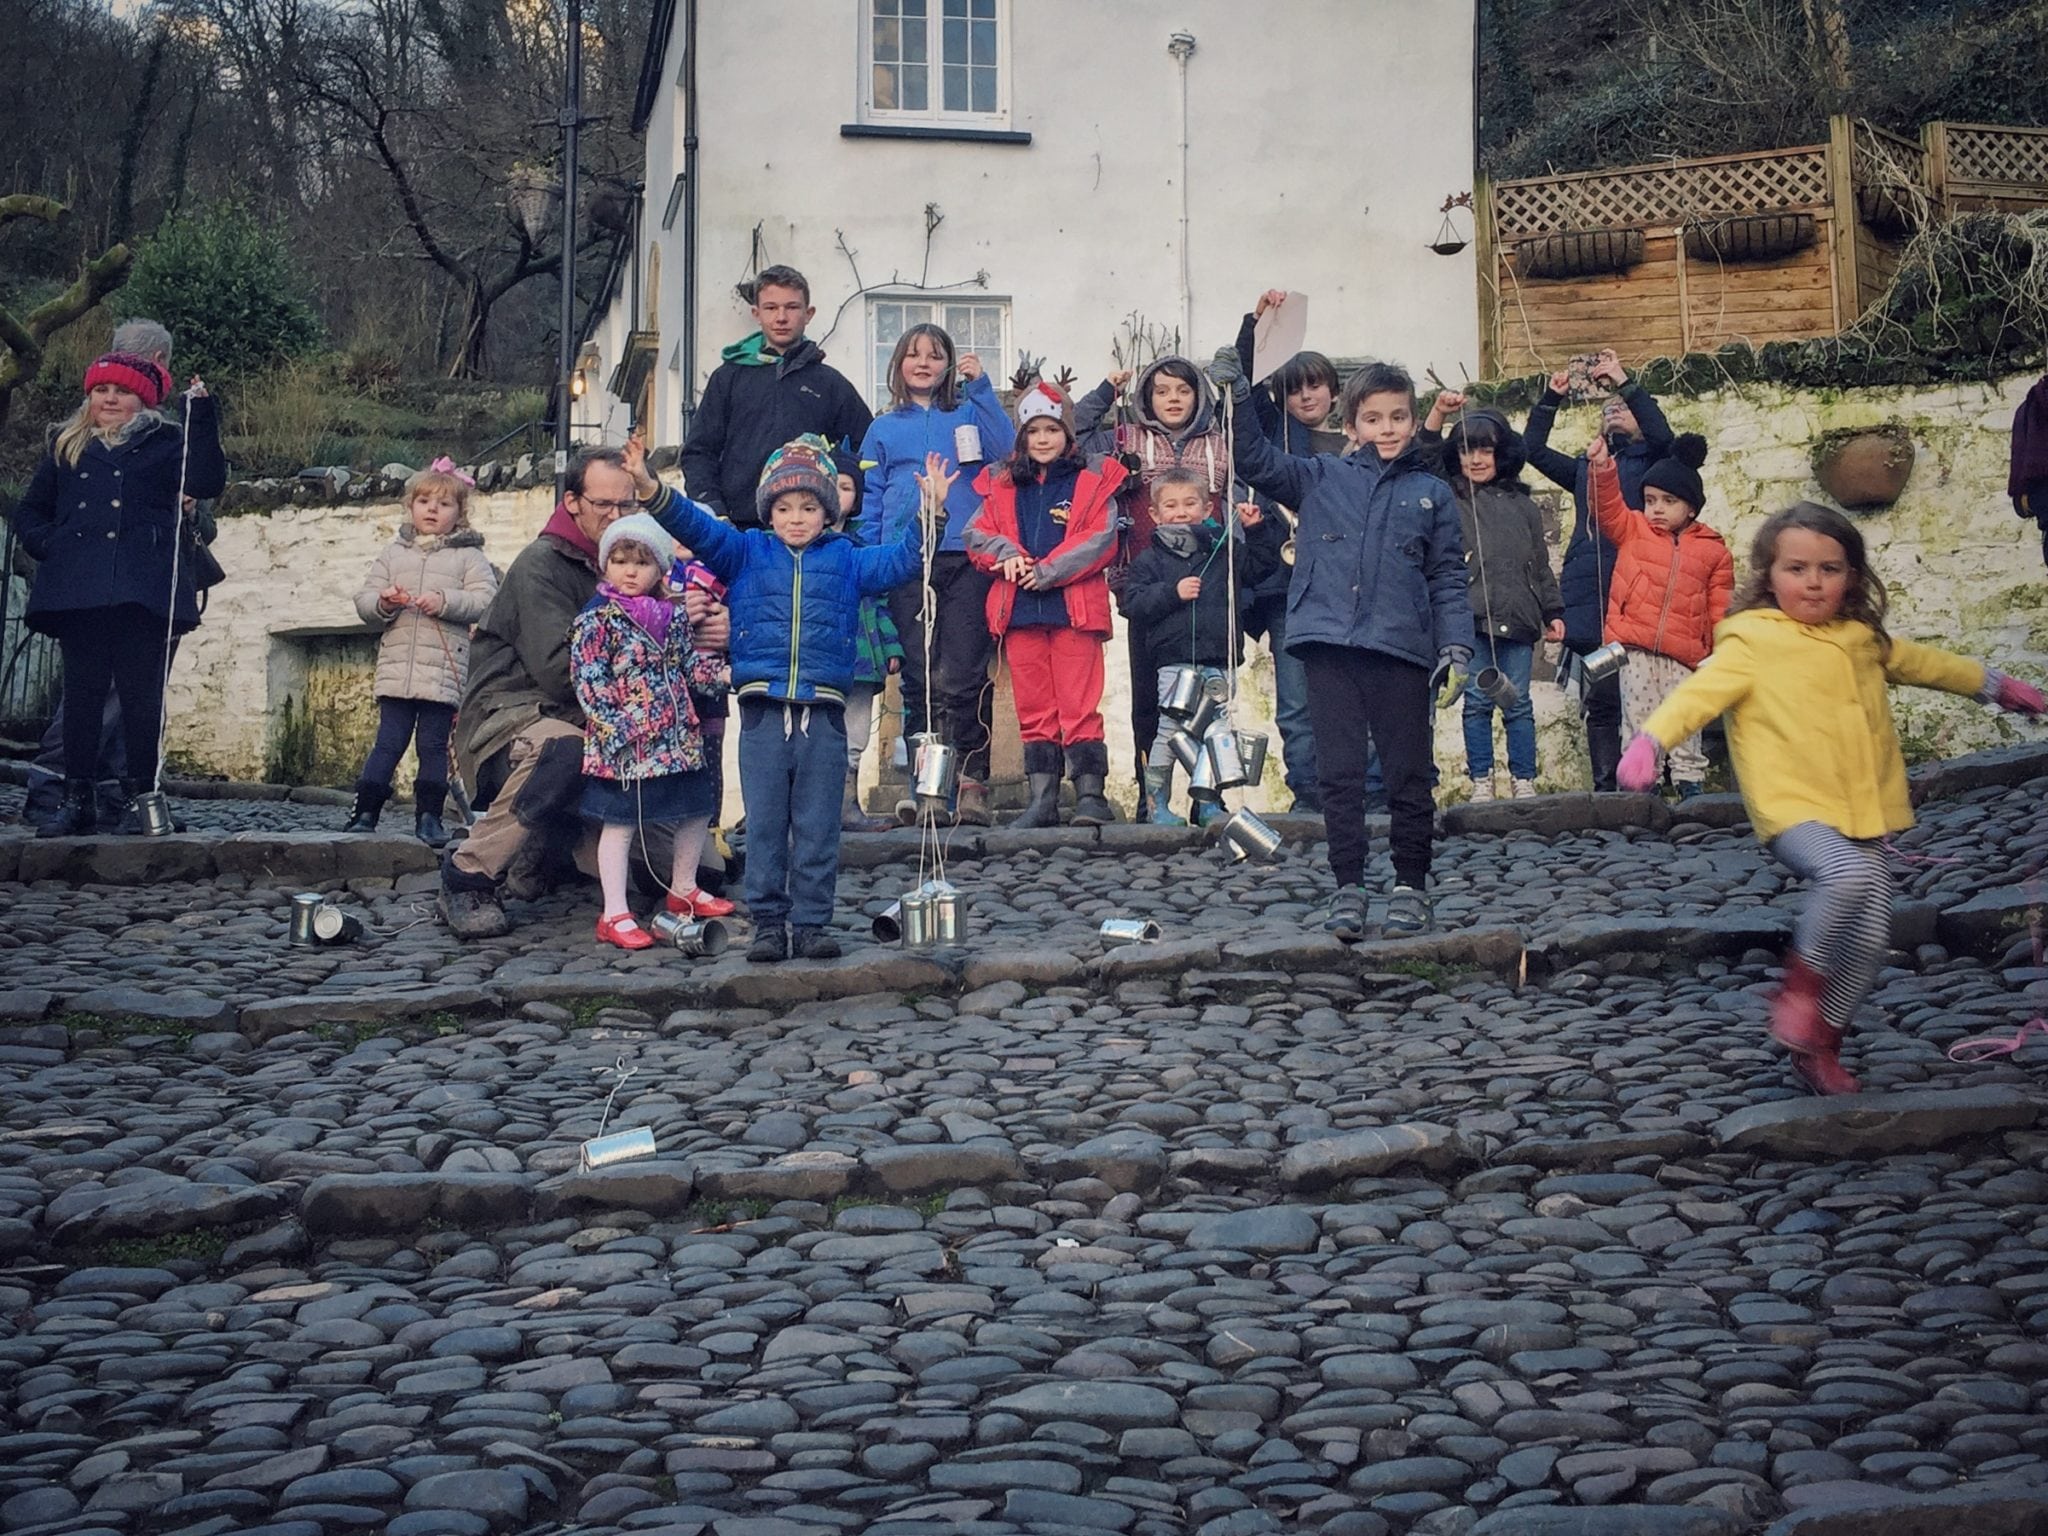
[131,791,175,837]
[580,1125,657,1170]
[1100,917,1161,944]
[310,905,362,944]
[1219,807,1285,863]
[288,893,324,946]
[873,902,904,943]
[900,892,936,947]
[651,911,729,956]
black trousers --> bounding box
[55,606,170,790]
[360,697,456,794]
[889,552,995,782]
[1564,635,1624,789]
[1300,643,1434,890]
[1126,620,1159,787]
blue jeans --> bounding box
[739,698,848,929]
[1265,607,1319,799]
[1462,634,1537,781]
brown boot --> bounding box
[953,778,993,827]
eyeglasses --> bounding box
[576,497,638,515]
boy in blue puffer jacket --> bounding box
[630,434,928,962]
[1231,363,1472,943]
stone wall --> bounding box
[1432,370,2047,794]
[169,371,2046,805]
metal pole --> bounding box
[555,0,583,494]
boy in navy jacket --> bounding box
[630,435,926,962]
[1232,363,1472,941]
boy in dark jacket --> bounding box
[1521,348,1674,789]
[1231,363,1472,941]
[678,266,873,529]
[1118,468,1281,825]
[630,435,925,963]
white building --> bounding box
[578,0,1481,447]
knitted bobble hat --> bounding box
[598,512,675,574]
[83,352,170,410]
[756,434,842,521]
[1640,433,1710,513]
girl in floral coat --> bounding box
[571,514,732,950]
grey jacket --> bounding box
[1455,479,1563,644]
[355,526,498,706]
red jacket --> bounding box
[965,458,1127,637]
[1590,456,1733,668]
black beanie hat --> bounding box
[1640,433,1709,513]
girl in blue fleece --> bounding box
[857,325,1015,825]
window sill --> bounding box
[841,122,1031,146]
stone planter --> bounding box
[1814,425,1915,509]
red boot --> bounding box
[1793,1029,1861,1096]
[1768,951,1832,1056]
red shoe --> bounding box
[1768,951,1833,1056]
[666,886,735,919]
[596,913,655,951]
[1792,1028,1862,1096]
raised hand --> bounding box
[916,451,958,505]
[958,353,983,383]
[1255,289,1289,317]
[186,375,209,398]
[1106,369,1134,392]
[622,431,657,497]
[1586,434,1612,467]
[1234,501,1263,528]
[1590,348,1627,387]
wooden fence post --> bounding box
[1826,114,1860,331]
[1923,121,1950,214]
[1474,174,1499,378]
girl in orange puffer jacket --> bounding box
[1588,432,1733,795]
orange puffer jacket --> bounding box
[1590,456,1733,668]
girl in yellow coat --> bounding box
[1618,502,2044,1095]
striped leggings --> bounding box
[1770,821,1894,1032]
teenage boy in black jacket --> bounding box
[1118,468,1281,826]
[679,265,873,529]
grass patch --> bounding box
[1374,960,1479,990]
[94,1229,230,1267]
[566,995,628,1030]
[685,1197,775,1229]
[55,1011,197,1050]
[829,1191,953,1219]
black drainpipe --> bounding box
[679,0,700,441]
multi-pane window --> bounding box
[869,297,1009,410]
[867,0,1004,122]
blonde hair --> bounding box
[402,467,473,529]
[52,398,159,468]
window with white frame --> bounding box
[864,0,1007,124]
[868,296,1009,410]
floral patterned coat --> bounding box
[570,593,729,781]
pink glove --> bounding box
[1617,733,1661,793]
[1996,674,2046,716]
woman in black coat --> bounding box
[12,353,226,835]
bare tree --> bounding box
[0,197,131,429]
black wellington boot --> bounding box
[343,781,391,833]
[1009,741,1064,828]
[414,780,449,848]
[1067,741,1116,827]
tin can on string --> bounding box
[1185,694,1223,741]
[930,887,969,944]
[288,893,324,946]
[130,791,175,837]
[1219,807,1285,863]
[899,892,936,947]
[1581,641,1628,684]
[1187,744,1222,803]
[872,902,904,943]
[310,905,362,944]
[580,1125,657,1170]
[911,735,959,800]
[953,424,984,464]
[1100,918,1161,945]
[1236,730,1269,787]
[1474,666,1521,708]
[1160,665,1206,720]
[650,912,729,956]
[1167,729,1203,774]
[1203,723,1247,790]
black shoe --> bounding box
[36,780,96,839]
[414,781,449,846]
[1322,886,1368,941]
[1288,790,1323,815]
[1066,741,1115,826]
[1383,883,1434,937]
[343,781,390,833]
[1010,742,1064,828]
[415,812,449,847]
[791,926,842,960]
[748,925,790,963]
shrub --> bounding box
[118,202,322,380]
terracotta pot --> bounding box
[1816,428,1915,509]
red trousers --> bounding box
[1004,627,1106,745]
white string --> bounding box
[152,389,195,797]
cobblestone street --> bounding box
[4,748,2048,1536]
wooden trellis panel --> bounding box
[1852,121,1928,198]
[1491,146,1831,239]
[1942,123,2048,209]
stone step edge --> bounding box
[0,758,353,804]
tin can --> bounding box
[930,887,969,943]
[1187,744,1221,802]
[651,911,730,956]
[954,423,984,464]
[1204,723,1247,790]
[310,905,362,944]
[579,1125,657,1170]
[1184,694,1222,741]
[1474,666,1521,708]
[288,892,324,946]
[131,791,175,837]
[900,892,936,947]
[1219,807,1285,863]
[1167,729,1203,774]
[1236,730,1269,786]
[1100,917,1161,945]
[1581,641,1628,684]
[911,735,959,800]
[872,902,904,943]
[1160,665,1206,720]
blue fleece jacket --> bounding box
[856,374,1016,555]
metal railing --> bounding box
[0,519,59,744]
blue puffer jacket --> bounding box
[857,374,1016,555]
[1232,389,1472,668]
[13,396,227,636]
[647,485,920,704]
[1521,382,1673,650]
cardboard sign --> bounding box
[1251,293,1309,385]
